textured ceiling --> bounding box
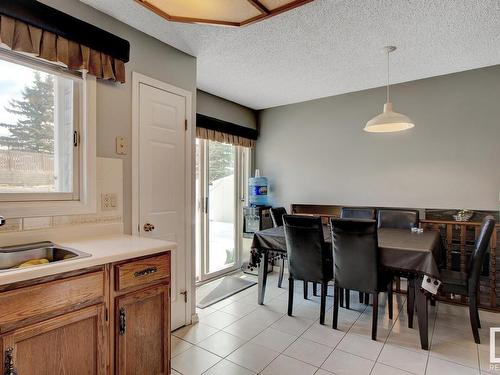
[80,0,500,110]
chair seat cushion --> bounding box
[440,269,468,295]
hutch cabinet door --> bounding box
[0,305,107,375]
[116,284,170,375]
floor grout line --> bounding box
[423,301,439,374]
[175,273,489,375]
[369,293,408,374]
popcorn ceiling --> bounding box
[80,0,500,109]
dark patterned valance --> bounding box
[196,114,257,148]
[0,0,129,83]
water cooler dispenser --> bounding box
[241,170,273,274]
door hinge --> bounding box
[73,130,80,147]
[180,290,188,303]
[119,307,126,335]
[185,119,188,131]
[4,347,16,375]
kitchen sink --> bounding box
[0,241,91,272]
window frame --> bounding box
[0,49,96,217]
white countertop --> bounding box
[0,233,176,286]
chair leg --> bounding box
[359,291,364,303]
[364,292,370,305]
[278,258,285,288]
[476,294,481,329]
[288,277,294,316]
[320,282,328,325]
[313,282,318,297]
[469,294,480,344]
[332,285,339,329]
[303,281,308,300]
[372,292,379,341]
[387,281,393,320]
[345,289,350,310]
[339,287,344,307]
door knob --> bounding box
[143,223,155,232]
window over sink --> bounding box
[0,50,96,217]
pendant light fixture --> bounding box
[364,46,415,133]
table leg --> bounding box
[415,280,429,350]
[407,277,415,329]
[258,251,269,305]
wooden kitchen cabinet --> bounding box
[0,251,171,375]
[1,305,107,375]
[115,284,170,375]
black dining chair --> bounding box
[340,207,377,306]
[270,207,287,227]
[284,215,333,325]
[330,218,391,340]
[377,209,419,229]
[439,216,495,344]
[341,207,376,220]
[270,207,288,288]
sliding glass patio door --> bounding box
[196,139,249,281]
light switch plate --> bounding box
[116,136,127,155]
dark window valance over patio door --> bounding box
[0,0,130,83]
[196,114,258,148]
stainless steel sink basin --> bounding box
[0,241,91,272]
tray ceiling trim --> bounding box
[135,0,314,27]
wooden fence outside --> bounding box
[0,150,54,186]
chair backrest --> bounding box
[377,209,419,230]
[468,216,496,290]
[340,207,376,220]
[330,218,379,293]
[283,215,332,282]
[270,207,287,227]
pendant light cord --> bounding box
[386,48,390,103]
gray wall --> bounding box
[39,0,197,234]
[197,90,257,129]
[256,65,500,211]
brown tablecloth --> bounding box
[250,226,442,278]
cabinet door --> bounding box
[116,284,170,375]
[1,305,107,375]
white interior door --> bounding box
[138,82,187,330]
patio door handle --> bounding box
[204,197,209,214]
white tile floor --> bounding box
[172,272,500,375]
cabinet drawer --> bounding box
[0,271,104,332]
[115,253,170,291]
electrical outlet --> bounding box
[101,193,118,210]
[116,136,127,155]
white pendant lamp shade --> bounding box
[364,102,414,133]
[364,46,415,133]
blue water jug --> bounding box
[249,170,269,206]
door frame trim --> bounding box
[131,71,194,327]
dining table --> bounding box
[249,225,443,350]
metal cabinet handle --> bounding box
[119,308,126,336]
[134,267,158,278]
[143,223,155,232]
[4,347,17,375]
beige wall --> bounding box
[257,65,500,211]
[197,90,257,129]
[39,0,197,234]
